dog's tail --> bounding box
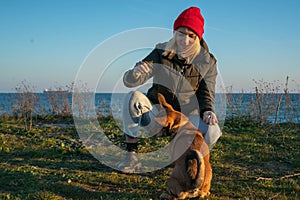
[185,150,204,189]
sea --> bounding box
[0,93,299,123]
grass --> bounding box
[0,116,299,200]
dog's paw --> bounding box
[185,188,210,199]
[200,191,210,198]
[177,192,190,199]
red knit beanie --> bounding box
[174,7,205,39]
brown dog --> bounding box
[155,93,212,199]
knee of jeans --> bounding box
[204,125,222,149]
[129,91,152,118]
[208,124,222,135]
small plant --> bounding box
[253,76,299,124]
[71,81,94,119]
[44,84,72,116]
[12,80,38,130]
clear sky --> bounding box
[1,0,300,93]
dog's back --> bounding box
[167,122,211,198]
[155,93,212,199]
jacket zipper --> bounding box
[173,65,186,103]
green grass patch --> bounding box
[0,116,299,199]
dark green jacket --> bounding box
[123,40,217,118]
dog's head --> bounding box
[154,93,189,131]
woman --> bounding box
[119,6,222,173]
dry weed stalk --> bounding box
[255,86,263,124]
[256,172,300,181]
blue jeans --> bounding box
[188,115,222,149]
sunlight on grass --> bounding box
[0,116,299,199]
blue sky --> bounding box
[1,0,299,93]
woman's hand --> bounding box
[203,111,218,125]
[133,61,150,78]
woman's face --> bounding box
[175,27,197,51]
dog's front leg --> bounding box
[199,156,212,197]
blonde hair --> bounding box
[162,31,201,63]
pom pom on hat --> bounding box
[174,7,205,39]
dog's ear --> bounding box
[154,112,188,130]
[157,93,174,111]
[157,93,189,130]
